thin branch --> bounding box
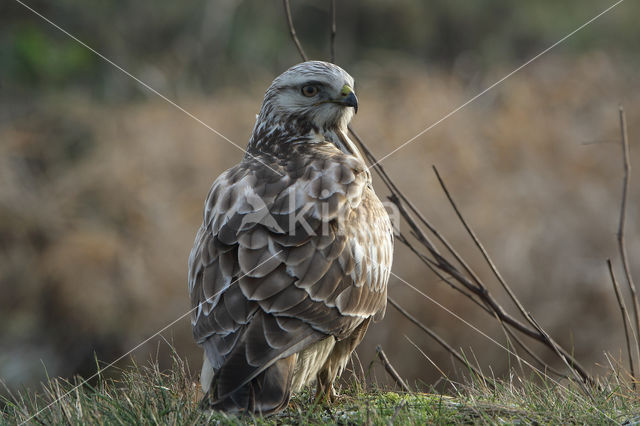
[388,297,493,388]
[390,192,539,337]
[395,233,492,314]
[432,165,539,329]
[389,192,486,294]
[329,0,336,63]
[364,138,593,384]
[527,315,596,402]
[350,125,594,385]
[502,325,567,379]
[376,345,411,392]
[283,0,308,61]
[431,165,587,381]
[617,106,640,366]
[608,259,636,384]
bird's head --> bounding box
[257,61,358,133]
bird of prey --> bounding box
[188,61,394,415]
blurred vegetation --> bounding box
[2,0,640,403]
[1,0,639,99]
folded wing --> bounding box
[188,144,392,413]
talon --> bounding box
[315,382,336,405]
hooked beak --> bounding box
[335,85,358,113]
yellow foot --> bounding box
[288,398,302,413]
[314,385,342,406]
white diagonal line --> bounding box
[12,0,283,177]
[19,250,283,425]
[367,0,625,171]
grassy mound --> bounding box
[2,354,637,425]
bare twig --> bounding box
[395,233,492,314]
[398,233,548,379]
[432,166,538,330]
[355,128,594,384]
[283,0,308,62]
[390,193,538,336]
[329,0,336,63]
[432,166,561,378]
[608,259,636,384]
[617,106,640,366]
[404,336,460,394]
[388,297,494,388]
[430,166,596,385]
[502,325,567,378]
[376,345,411,392]
[527,315,596,402]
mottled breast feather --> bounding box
[188,141,393,402]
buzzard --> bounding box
[188,61,394,415]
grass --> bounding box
[2,352,638,425]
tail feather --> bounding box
[201,354,297,415]
[199,310,322,415]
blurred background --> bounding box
[2,0,640,395]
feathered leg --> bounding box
[314,318,371,404]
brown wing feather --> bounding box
[188,143,393,412]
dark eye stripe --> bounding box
[302,80,325,87]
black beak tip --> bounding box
[344,92,358,114]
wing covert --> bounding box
[188,143,393,397]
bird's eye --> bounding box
[301,85,319,97]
